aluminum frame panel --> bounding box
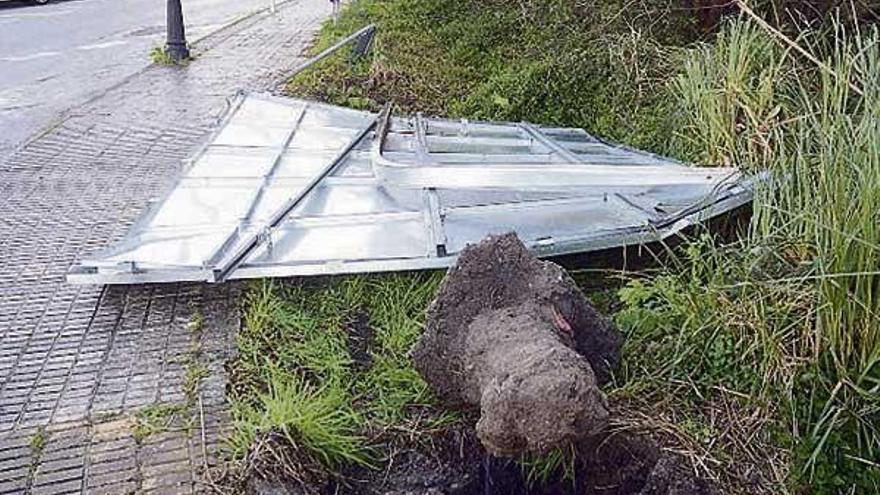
[68,93,756,285]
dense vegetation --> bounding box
[224,1,880,493]
[288,0,700,152]
[629,19,880,492]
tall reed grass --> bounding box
[626,17,880,492]
[756,22,880,487]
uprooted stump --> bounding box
[411,233,623,456]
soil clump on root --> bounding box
[411,233,623,455]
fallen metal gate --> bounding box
[67,93,754,284]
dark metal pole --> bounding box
[165,0,190,61]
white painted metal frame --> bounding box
[67,93,756,285]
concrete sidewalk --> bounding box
[0,2,329,493]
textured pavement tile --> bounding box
[0,478,30,495]
[0,1,328,493]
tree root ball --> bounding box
[411,233,623,456]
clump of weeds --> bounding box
[225,274,451,487]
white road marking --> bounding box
[76,40,129,51]
[0,41,128,64]
[0,51,61,62]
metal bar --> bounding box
[208,109,385,282]
[519,123,581,163]
[413,112,432,164]
[351,26,376,60]
[424,188,447,257]
[382,151,557,164]
[203,102,309,269]
[372,160,739,190]
[384,133,533,153]
[372,102,394,156]
[414,113,448,256]
[289,24,376,78]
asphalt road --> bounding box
[0,0,277,162]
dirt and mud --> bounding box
[466,302,609,456]
[248,426,716,495]
[413,233,623,394]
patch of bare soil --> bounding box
[345,309,373,371]
[246,427,715,495]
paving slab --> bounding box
[0,1,329,492]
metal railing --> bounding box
[288,23,377,78]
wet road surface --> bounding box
[0,0,274,162]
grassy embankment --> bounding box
[224,1,880,493]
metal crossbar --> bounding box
[208,107,385,282]
[518,122,581,163]
[203,102,309,270]
[289,24,377,78]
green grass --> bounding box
[148,45,192,65]
[133,403,191,441]
[756,23,880,491]
[27,426,48,483]
[227,273,449,477]
[229,370,371,469]
[287,0,701,152]
[670,19,793,168]
[518,445,577,487]
[29,426,47,454]
[183,360,209,403]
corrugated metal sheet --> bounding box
[67,93,753,284]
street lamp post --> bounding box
[165,0,190,62]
